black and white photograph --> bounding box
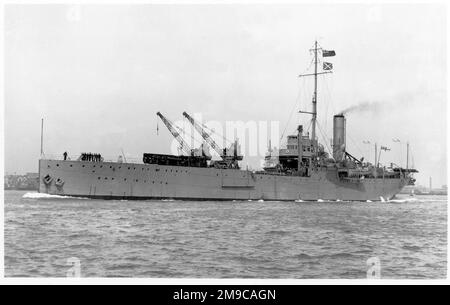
[1,1,448,287]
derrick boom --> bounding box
[182,112,223,157]
[156,112,192,156]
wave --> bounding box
[402,245,422,251]
[266,230,289,236]
[22,192,88,200]
[291,252,356,260]
[386,195,447,203]
[294,253,314,259]
[388,198,419,203]
[387,197,446,203]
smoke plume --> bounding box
[338,89,437,115]
[339,100,385,115]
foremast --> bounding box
[311,40,318,145]
[299,40,335,151]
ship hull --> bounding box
[38,159,408,201]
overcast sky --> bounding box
[4,4,447,187]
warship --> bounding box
[38,41,417,201]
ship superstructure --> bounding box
[38,41,417,201]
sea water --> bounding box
[4,190,447,278]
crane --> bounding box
[182,111,224,158]
[156,112,193,156]
[182,111,242,169]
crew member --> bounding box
[63,151,68,161]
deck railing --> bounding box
[40,153,143,164]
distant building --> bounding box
[4,173,39,190]
[400,183,447,196]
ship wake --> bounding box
[22,192,89,200]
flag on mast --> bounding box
[323,62,333,70]
[322,50,336,57]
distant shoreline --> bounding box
[4,187,38,191]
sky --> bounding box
[4,3,447,187]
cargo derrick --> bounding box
[183,111,242,169]
[150,112,210,167]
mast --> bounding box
[297,125,303,173]
[406,141,409,170]
[311,40,318,144]
[40,118,45,157]
[374,143,377,167]
[298,41,334,148]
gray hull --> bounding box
[39,159,408,201]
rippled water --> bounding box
[4,190,447,278]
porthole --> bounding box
[98,177,101,180]
[124,178,127,181]
[105,177,108,180]
[56,164,59,167]
[70,165,73,167]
